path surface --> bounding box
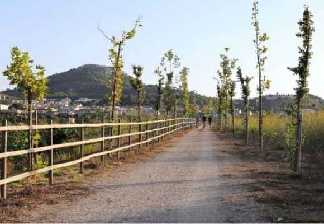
[27,128,268,222]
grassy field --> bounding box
[234,110,324,153]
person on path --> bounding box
[208,115,212,128]
[202,114,207,128]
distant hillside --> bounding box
[48,64,111,99]
[3,64,324,111]
[235,94,324,112]
[2,64,211,108]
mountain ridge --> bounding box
[2,64,324,111]
[1,64,211,108]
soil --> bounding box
[0,128,324,222]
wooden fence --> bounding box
[0,118,195,199]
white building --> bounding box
[0,104,9,110]
[59,97,71,107]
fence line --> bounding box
[0,118,185,132]
[0,118,195,199]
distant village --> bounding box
[0,92,319,120]
[0,93,155,118]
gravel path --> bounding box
[27,128,267,222]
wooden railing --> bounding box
[0,118,195,199]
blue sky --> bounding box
[0,0,323,98]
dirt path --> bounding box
[25,128,270,223]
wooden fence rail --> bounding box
[0,118,195,199]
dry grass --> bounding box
[234,110,324,152]
[216,133,324,222]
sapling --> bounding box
[237,67,252,145]
[251,0,270,151]
[154,66,164,117]
[130,65,144,121]
[288,6,314,175]
[3,47,47,170]
[180,67,190,116]
[98,18,142,120]
[160,49,181,117]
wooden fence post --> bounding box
[157,121,160,143]
[108,122,112,160]
[167,120,169,135]
[138,123,142,153]
[117,119,121,160]
[128,119,132,149]
[79,121,84,174]
[172,119,174,135]
[101,117,105,165]
[165,120,168,139]
[146,122,149,148]
[49,120,54,185]
[182,118,184,131]
[160,121,163,142]
[152,122,155,145]
[172,119,174,134]
[1,120,8,199]
[28,120,33,171]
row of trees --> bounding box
[1,2,314,176]
[154,49,191,118]
[216,48,237,134]
[101,20,192,120]
[2,18,193,127]
[1,19,192,171]
[216,1,314,176]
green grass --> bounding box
[233,111,324,152]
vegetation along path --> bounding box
[23,127,274,223]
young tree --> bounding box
[228,80,236,136]
[180,67,190,116]
[217,48,237,129]
[216,84,224,130]
[188,94,199,116]
[3,47,47,126]
[3,46,47,170]
[288,6,314,175]
[130,65,144,121]
[237,67,252,145]
[99,18,142,121]
[203,97,215,115]
[252,0,270,151]
[160,49,181,116]
[154,66,164,117]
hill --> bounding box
[235,94,324,112]
[2,64,211,108]
[3,64,324,111]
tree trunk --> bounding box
[111,42,122,121]
[295,101,303,175]
[245,98,249,145]
[255,30,264,152]
[259,82,263,151]
[111,75,116,121]
[173,99,177,118]
[224,95,228,129]
[218,98,223,130]
[137,90,141,121]
[231,96,235,136]
[27,90,33,171]
[156,92,161,118]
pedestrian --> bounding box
[202,114,207,128]
[208,115,212,127]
